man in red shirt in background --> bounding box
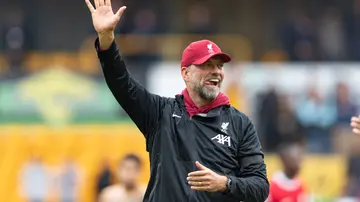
[266,141,308,202]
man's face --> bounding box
[184,56,225,101]
[118,160,141,189]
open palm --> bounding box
[85,0,126,33]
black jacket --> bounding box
[96,39,269,202]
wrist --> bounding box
[219,175,229,192]
[98,31,115,50]
[222,175,233,194]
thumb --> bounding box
[195,161,208,170]
[115,6,127,20]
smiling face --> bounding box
[182,56,225,101]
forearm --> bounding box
[234,118,270,201]
[96,37,132,105]
[98,31,115,50]
[228,175,269,202]
[95,37,164,136]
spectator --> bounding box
[125,8,161,68]
[1,7,30,77]
[335,82,357,126]
[186,4,215,34]
[266,141,308,202]
[343,156,360,198]
[95,159,113,200]
[277,94,304,143]
[256,88,281,152]
[317,7,346,60]
[295,87,336,153]
[57,157,82,202]
[345,0,360,60]
[278,8,318,61]
[19,155,49,202]
[98,154,146,202]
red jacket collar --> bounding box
[181,89,230,117]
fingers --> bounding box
[187,162,214,192]
[188,180,211,187]
[353,128,360,135]
[351,116,360,135]
[188,170,208,177]
[98,0,104,6]
[191,185,212,191]
[85,0,95,13]
[351,116,360,124]
[94,0,100,8]
[351,121,359,128]
[351,116,360,127]
[188,179,211,191]
[105,0,111,6]
[115,6,127,20]
[187,176,211,182]
[195,161,208,170]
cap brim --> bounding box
[192,52,232,65]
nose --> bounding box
[210,65,222,74]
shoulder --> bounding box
[228,106,251,120]
[158,97,177,113]
[151,96,176,114]
[226,106,254,130]
[270,171,304,192]
[159,95,184,112]
[101,185,123,195]
[99,185,125,202]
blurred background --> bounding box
[1,0,360,201]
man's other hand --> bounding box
[187,161,228,192]
[351,116,360,135]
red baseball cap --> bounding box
[181,39,231,67]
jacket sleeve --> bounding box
[95,38,166,143]
[228,117,269,202]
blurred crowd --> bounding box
[3,0,360,72]
[256,81,357,154]
[256,81,360,199]
[19,155,83,202]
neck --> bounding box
[187,89,213,108]
[121,183,137,192]
[283,169,296,179]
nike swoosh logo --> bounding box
[172,114,181,118]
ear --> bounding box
[181,66,189,81]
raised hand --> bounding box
[85,0,126,49]
[85,0,126,33]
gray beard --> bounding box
[194,84,220,101]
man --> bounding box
[266,141,307,202]
[99,154,146,202]
[85,0,269,201]
[350,116,360,135]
